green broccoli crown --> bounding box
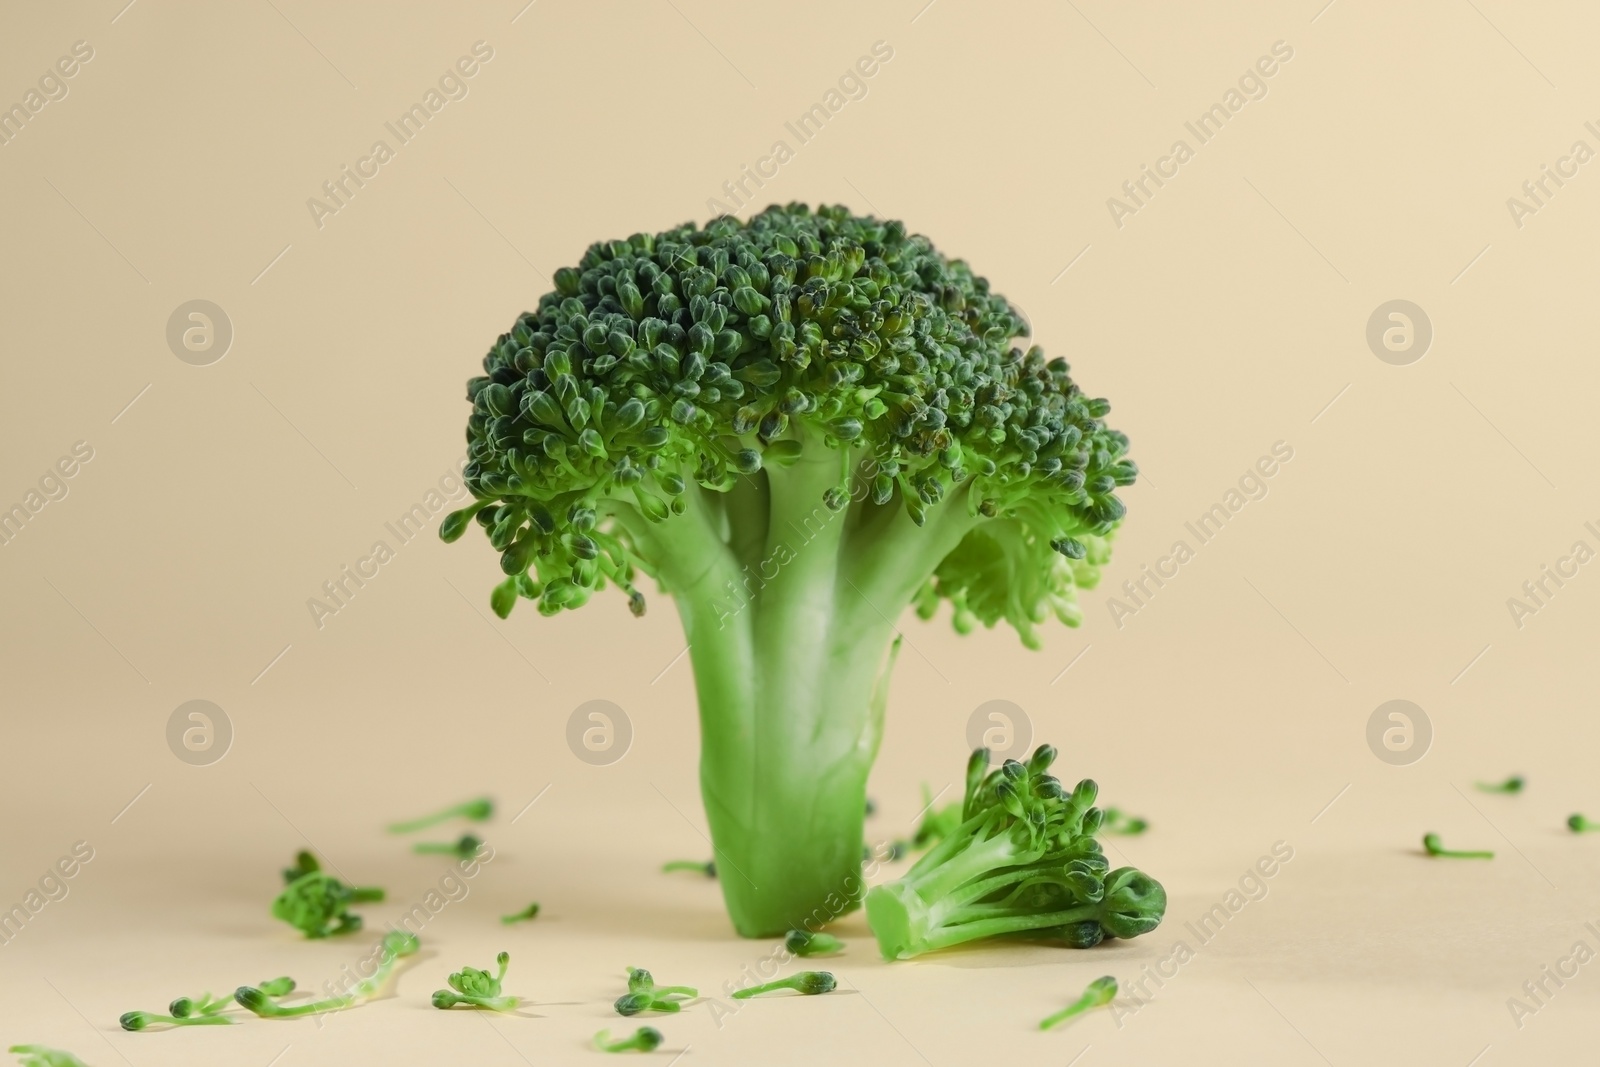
[448,202,1134,640]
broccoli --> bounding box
[865,746,1165,960]
[1475,775,1525,794]
[785,929,843,957]
[1421,832,1494,859]
[121,979,294,1030]
[433,951,519,1011]
[660,859,716,877]
[1100,807,1148,835]
[501,901,541,924]
[236,932,419,1017]
[271,855,385,938]
[613,968,696,1015]
[8,1048,89,1067]
[1569,813,1600,833]
[594,1027,663,1053]
[443,204,1135,936]
[387,797,493,834]
[910,786,963,850]
[1039,975,1117,1030]
[412,834,482,859]
[730,971,836,999]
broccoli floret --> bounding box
[501,901,541,924]
[1422,832,1494,858]
[660,859,716,878]
[730,971,836,999]
[784,930,843,957]
[1039,976,1117,1030]
[444,204,1135,936]
[1475,775,1524,794]
[236,932,419,1018]
[865,746,1165,960]
[120,980,295,1030]
[271,854,385,938]
[412,834,483,859]
[1570,813,1600,832]
[594,1027,664,1053]
[432,951,520,1011]
[9,1047,90,1067]
[613,968,696,1015]
[387,796,493,834]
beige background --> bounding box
[3,1,1599,1064]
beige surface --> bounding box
[3,1,1600,1064]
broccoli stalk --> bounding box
[444,205,1135,936]
[236,932,419,1017]
[121,980,295,1030]
[865,746,1165,960]
[730,971,836,998]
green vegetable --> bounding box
[9,1047,89,1067]
[443,204,1134,937]
[1101,808,1148,835]
[412,834,482,859]
[613,968,696,1015]
[911,786,963,850]
[865,746,1165,960]
[785,929,843,957]
[236,932,419,1018]
[432,951,519,1011]
[661,860,715,877]
[1568,813,1599,832]
[271,857,385,938]
[121,979,295,1030]
[1039,975,1117,1030]
[594,1027,663,1053]
[1476,775,1525,794]
[731,970,836,999]
[501,901,541,924]
[387,797,493,834]
[281,849,319,883]
[1422,832,1493,859]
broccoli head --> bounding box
[444,204,1135,937]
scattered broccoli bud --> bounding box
[594,1027,663,1053]
[1101,808,1148,835]
[445,204,1135,936]
[1422,832,1494,859]
[121,980,292,1031]
[412,834,482,859]
[911,785,963,850]
[1475,775,1525,794]
[731,971,836,999]
[1039,975,1117,1030]
[271,857,385,938]
[784,930,843,957]
[386,797,493,834]
[865,745,1166,960]
[661,860,716,878]
[432,951,519,1011]
[237,932,419,1018]
[9,1047,90,1067]
[501,902,541,924]
[613,968,696,1015]
[1568,814,1600,833]
[119,1010,231,1031]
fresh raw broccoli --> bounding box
[443,204,1135,936]
[784,930,843,957]
[271,855,385,938]
[1039,975,1117,1030]
[1569,814,1600,832]
[432,951,519,1011]
[1100,808,1148,835]
[412,834,482,859]
[594,1027,663,1053]
[8,1048,89,1067]
[910,786,963,850]
[613,968,696,1015]
[661,860,716,877]
[121,979,295,1030]
[730,971,836,999]
[387,797,493,834]
[501,901,541,924]
[1422,832,1493,859]
[236,932,419,1017]
[865,746,1165,960]
[1475,775,1524,794]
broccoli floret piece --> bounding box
[1475,775,1524,794]
[911,785,963,850]
[9,1047,90,1067]
[1422,832,1494,858]
[1039,975,1117,1030]
[412,834,483,859]
[594,1027,663,1053]
[865,746,1166,960]
[730,971,836,999]
[444,204,1135,936]
[432,951,519,1011]
[387,796,493,834]
[1570,813,1600,832]
[501,901,541,924]
[120,979,295,1030]
[271,855,385,938]
[1100,807,1148,835]
[236,933,418,1018]
[784,929,843,957]
[613,968,696,1015]
[660,860,716,878]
